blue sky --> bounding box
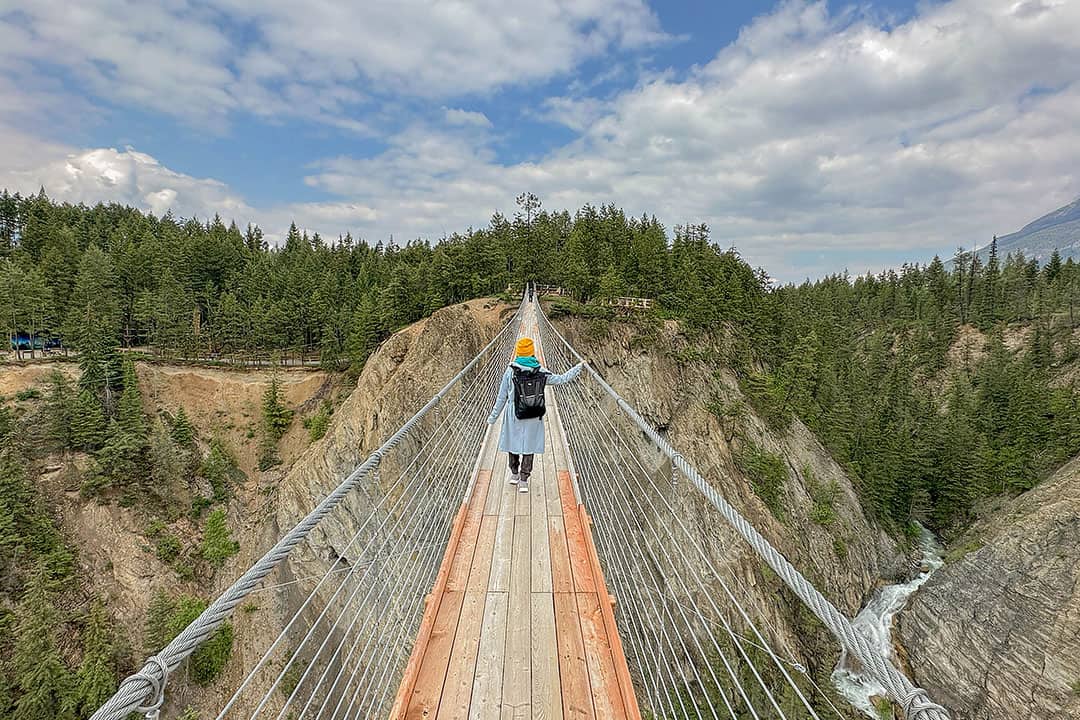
[2,0,1079,281]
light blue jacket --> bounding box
[487,361,584,454]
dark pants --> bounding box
[508,453,534,482]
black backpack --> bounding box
[512,367,548,419]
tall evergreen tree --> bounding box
[67,599,117,717]
[12,564,73,720]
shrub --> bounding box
[303,401,333,441]
[144,592,233,685]
[200,509,239,567]
[200,438,242,502]
[736,442,787,520]
[155,533,182,564]
[738,371,790,429]
[806,465,840,528]
[15,388,41,401]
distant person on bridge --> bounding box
[487,336,583,493]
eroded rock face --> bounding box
[899,457,1080,720]
[555,317,904,694]
[206,300,511,716]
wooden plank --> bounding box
[502,516,532,718]
[548,516,574,594]
[531,592,563,720]
[531,461,553,594]
[557,470,580,520]
[439,591,486,718]
[489,512,514,592]
[390,504,469,719]
[576,592,627,720]
[515,481,531,516]
[405,590,466,720]
[467,515,497,593]
[531,447,548,510]
[579,508,641,720]
[562,506,596,594]
[542,426,562,517]
[447,513,483,593]
[509,515,532,599]
[485,453,509,516]
[470,592,508,720]
[468,469,493,522]
[554,592,595,720]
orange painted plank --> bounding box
[469,469,493,521]
[438,590,487,718]
[548,516,574,594]
[467,515,498,593]
[576,592,627,720]
[558,471,595,593]
[562,508,596,594]
[390,505,469,720]
[554,592,595,720]
[557,470,579,516]
[448,470,492,592]
[405,590,466,719]
[579,508,641,720]
[447,515,483,592]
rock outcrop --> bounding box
[554,316,904,705]
[205,299,512,716]
[899,457,1080,720]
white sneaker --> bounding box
[518,480,529,493]
[508,472,519,485]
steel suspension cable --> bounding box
[93,304,522,720]
[537,305,951,720]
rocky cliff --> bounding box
[554,315,905,710]
[203,298,511,716]
[899,456,1080,720]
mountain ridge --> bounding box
[975,196,1080,263]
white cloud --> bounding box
[0,139,252,221]
[444,108,493,128]
[0,0,667,129]
[3,0,1080,281]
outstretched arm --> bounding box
[546,362,584,386]
[487,369,511,424]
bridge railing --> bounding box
[91,301,522,720]
[537,305,951,720]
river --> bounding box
[831,523,945,717]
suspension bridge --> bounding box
[89,293,951,720]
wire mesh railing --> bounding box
[91,301,521,720]
[536,302,949,720]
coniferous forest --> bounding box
[3,187,1080,716]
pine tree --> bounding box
[12,564,73,720]
[70,389,106,451]
[67,246,121,399]
[148,423,186,513]
[201,509,239,567]
[95,419,144,490]
[43,371,73,449]
[261,374,293,440]
[67,599,117,717]
[171,406,195,447]
[201,438,238,502]
[116,358,146,439]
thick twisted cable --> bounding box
[90,310,519,720]
[537,306,950,720]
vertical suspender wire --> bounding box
[547,329,822,719]
[538,305,949,720]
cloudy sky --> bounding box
[1,0,1078,280]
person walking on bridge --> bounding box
[487,336,583,493]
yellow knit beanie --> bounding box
[515,337,535,357]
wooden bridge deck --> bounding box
[391,308,640,720]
